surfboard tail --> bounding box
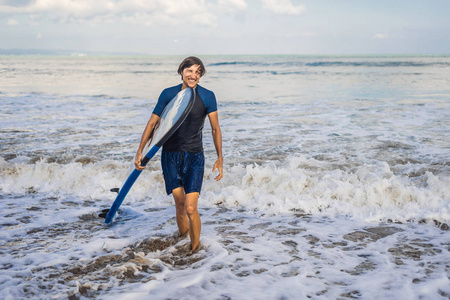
[104,145,160,224]
[104,169,142,223]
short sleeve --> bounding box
[206,91,217,114]
[152,85,181,116]
[197,85,217,114]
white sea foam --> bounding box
[1,155,449,223]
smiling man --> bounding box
[134,57,223,251]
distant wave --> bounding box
[208,60,450,68]
[304,61,449,67]
[208,61,262,67]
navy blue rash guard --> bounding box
[152,84,217,153]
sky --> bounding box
[0,0,449,55]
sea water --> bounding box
[0,55,449,299]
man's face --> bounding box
[181,64,201,89]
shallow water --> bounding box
[1,55,449,299]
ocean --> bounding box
[0,55,449,299]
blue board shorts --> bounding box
[161,151,205,195]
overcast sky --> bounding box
[1,0,449,55]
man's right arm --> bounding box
[135,113,160,170]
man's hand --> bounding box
[212,157,223,181]
[134,152,146,171]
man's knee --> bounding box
[172,188,186,207]
[175,202,186,213]
[185,204,197,216]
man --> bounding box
[134,56,223,251]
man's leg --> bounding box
[172,187,189,236]
[185,192,201,251]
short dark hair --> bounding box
[178,56,206,78]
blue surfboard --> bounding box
[104,87,196,224]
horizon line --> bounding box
[1,49,449,57]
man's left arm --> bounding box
[208,111,223,181]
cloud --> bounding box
[0,0,34,8]
[218,0,248,10]
[262,0,305,15]
[0,0,217,26]
[6,18,19,26]
[373,33,390,39]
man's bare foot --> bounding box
[172,230,189,240]
[189,242,202,255]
